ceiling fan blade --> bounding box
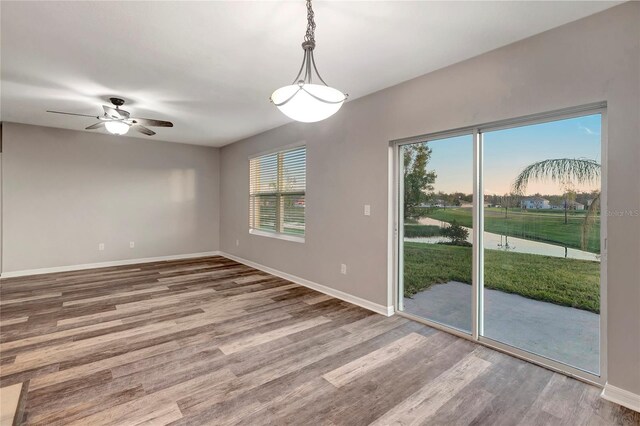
[85,122,105,130]
[47,110,99,118]
[132,124,156,136]
[131,118,173,127]
[103,105,125,119]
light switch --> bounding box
[364,204,371,216]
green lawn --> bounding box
[403,242,600,313]
[418,207,600,253]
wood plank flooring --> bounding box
[0,256,638,425]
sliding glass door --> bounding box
[398,134,474,333]
[481,114,602,375]
[396,108,603,378]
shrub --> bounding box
[441,220,469,245]
[404,225,443,238]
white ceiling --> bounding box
[1,1,620,147]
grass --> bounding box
[418,207,601,253]
[403,242,600,313]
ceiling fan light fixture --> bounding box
[270,0,347,123]
[47,98,172,137]
[105,120,130,135]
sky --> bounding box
[414,114,601,196]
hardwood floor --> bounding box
[0,256,637,425]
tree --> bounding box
[500,193,511,218]
[499,192,521,218]
[512,158,601,250]
[403,144,437,219]
[563,189,577,225]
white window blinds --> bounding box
[250,146,306,237]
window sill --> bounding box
[249,229,305,243]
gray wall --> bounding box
[1,123,220,272]
[219,3,640,394]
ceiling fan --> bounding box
[47,97,173,136]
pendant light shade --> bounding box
[271,0,347,123]
[271,84,345,123]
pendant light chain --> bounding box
[287,0,344,95]
[304,0,316,45]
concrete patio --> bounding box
[403,281,600,374]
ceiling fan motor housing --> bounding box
[110,97,126,107]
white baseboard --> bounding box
[220,251,394,317]
[0,251,221,278]
[601,383,640,413]
[0,250,395,317]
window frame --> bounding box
[249,144,306,243]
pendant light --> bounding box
[270,0,347,123]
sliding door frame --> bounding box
[473,129,483,340]
[390,102,607,386]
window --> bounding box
[250,146,306,240]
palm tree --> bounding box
[512,158,601,250]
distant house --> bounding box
[570,201,585,210]
[567,200,585,210]
[550,200,585,211]
[521,197,550,209]
[420,199,445,208]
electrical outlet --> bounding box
[340,264,347,275]
[236,239,240,247]
[130,241,135,248]
[364,204,371,216]
[98,243,105,251]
